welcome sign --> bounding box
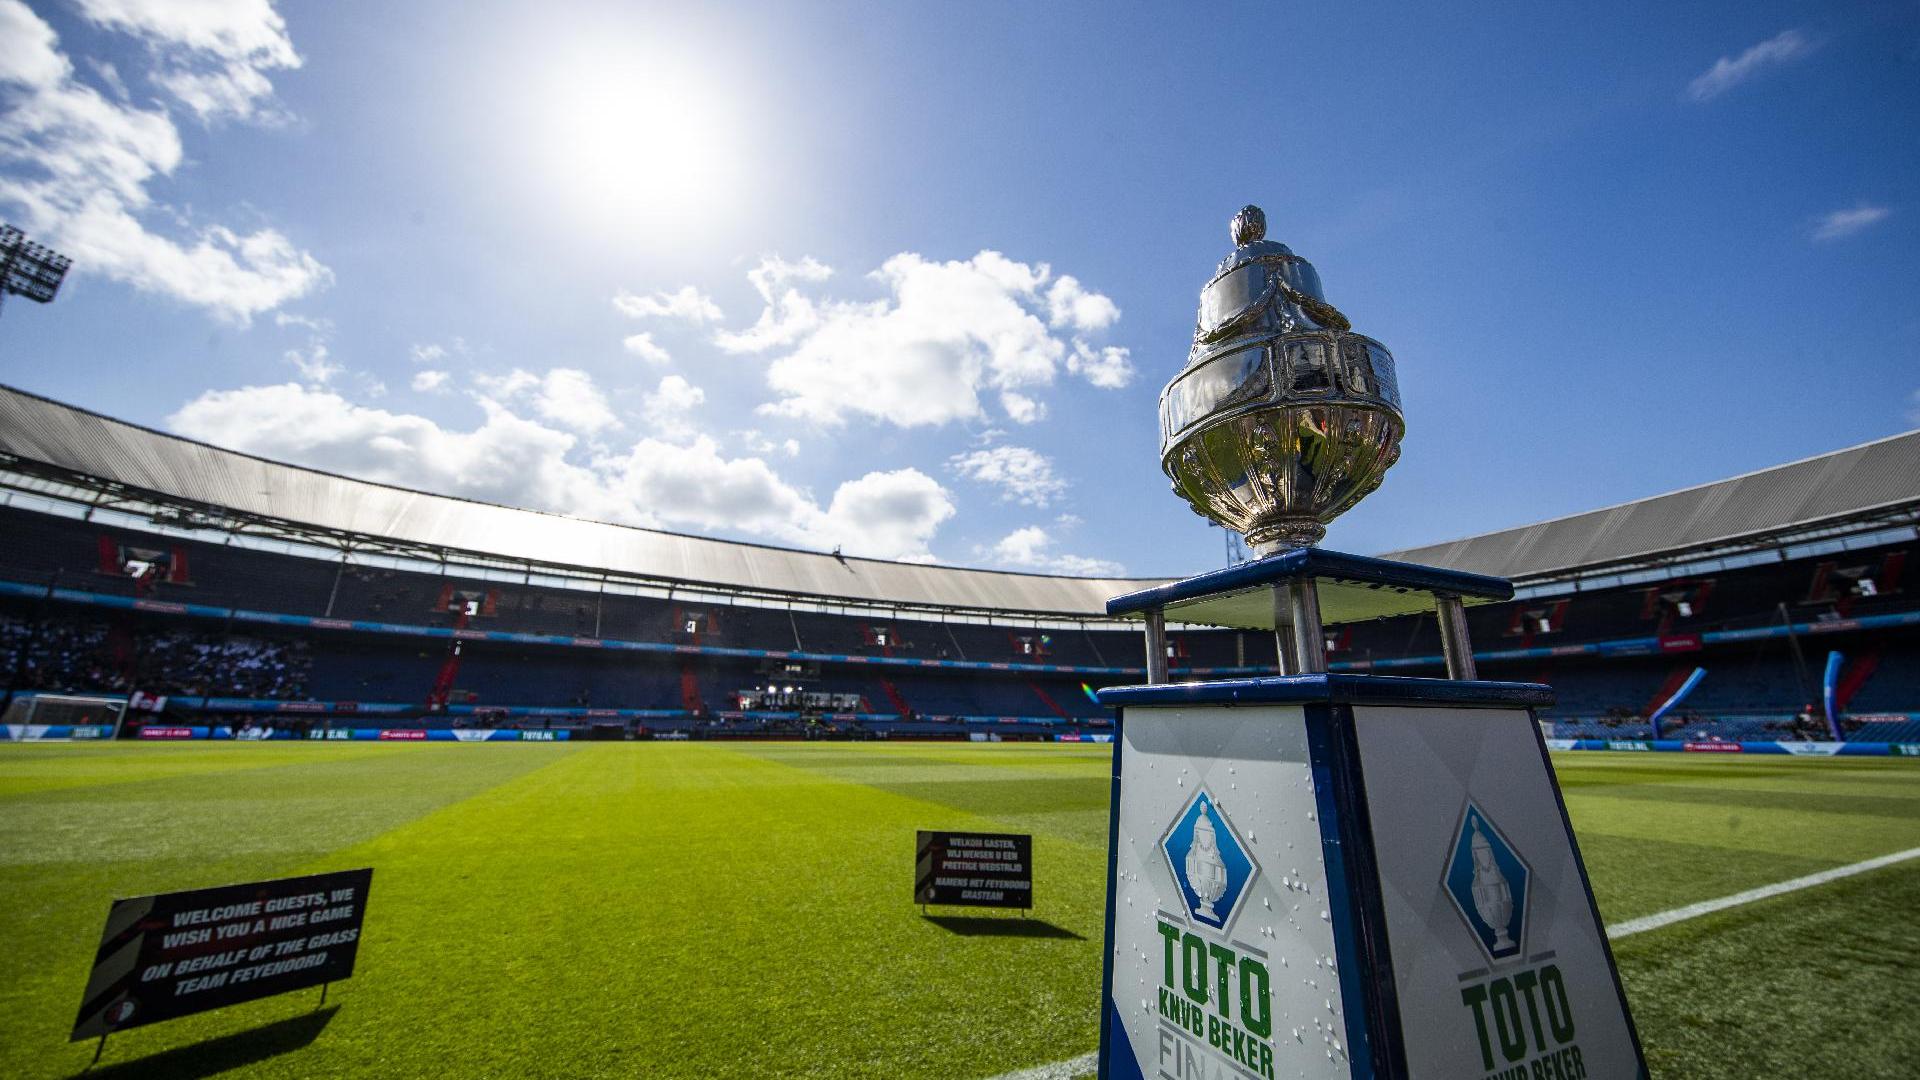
[72,869,372,1040]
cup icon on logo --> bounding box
[1445,804,1529,961]
[1469,821,1515,952]
[1185,801,1230,920]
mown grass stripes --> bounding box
[0,745,1912,1079]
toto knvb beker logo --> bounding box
[1444,803,1530,962]
[1161,790,1258,931]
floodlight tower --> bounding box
[0,224,73,319]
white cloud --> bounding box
[71,0,300,123]
[1686,29,1813,103]
[734,249,1124,428]
[736,429,801,458]
[1067,340,1135,389]
[167,383,955,560]
[622,331,672,365]
[988,525,1124,577]
[286,340,339,385]
[273,311,329,333]
[747,254,834,300]
[475,367,617,434]
[1810,204,1891,242]
[949,445,1067,507]
[412,369,449,393]
[999,391,1047,424]
[170,384,611,513]
[613,284,723,324]
[1046,275,1120,332]
[713,254,833,354]
[817,468,955,562]
[410,343,447,364]
[640,374,705,441]
[534,368,617,434]
[0,0,327,321]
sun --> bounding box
[536,49,746,233]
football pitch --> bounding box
[1,744,1916,1079]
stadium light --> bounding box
[0,224,72,318]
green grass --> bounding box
[0,745,1915,1079]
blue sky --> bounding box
[1,0,1915,578]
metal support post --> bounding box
[1288,579,1327,674]
[1144,607,1169,684]
[1436,595,1477,681]
[1271,586,1299,676]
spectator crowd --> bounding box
[2,614,311,699]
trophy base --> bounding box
[1243,519,1326,556]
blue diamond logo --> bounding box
[1444,802,1530,962]
[1161,790,1258,932]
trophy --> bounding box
[1161,205,1403,555]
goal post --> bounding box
[0,694,128,739]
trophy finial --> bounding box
[1230,205,1266,246]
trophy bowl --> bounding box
[1160,206,1404,556]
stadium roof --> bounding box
[0,384,1154,617]
[1381,428,1920,581]
[2,383,1915,614]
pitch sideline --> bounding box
[982,845,1920,1080]
[1602,844,1920,939]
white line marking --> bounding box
[982,847,1920,1080]
[983,1050,1097,1080]
[1604,845,1920,939]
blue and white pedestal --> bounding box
[1096,552,1645,1080]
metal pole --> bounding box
[1777,601,1814,707]
[1437,595,1477,680]
[1143,607,1169,684]
[1288,579,1327,673]
[1272,585,1299,675]
[324,552,347,617]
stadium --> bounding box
[3,381,1919,1079]
[4,383,1917,747]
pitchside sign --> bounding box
[72,868,372,1040]
[1098,696,1643,1080]
[915,830,1033,909]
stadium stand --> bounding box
[1,383,1917,741]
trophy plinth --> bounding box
[1161,205,1404,556]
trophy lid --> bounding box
[1212,204,1301,278]
[1193,204,1341,346]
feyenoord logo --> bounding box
[1160,790,1258,931]
[1444,802,1531,962]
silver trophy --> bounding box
[1161,205,1404,555]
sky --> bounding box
[0,0,1915,579]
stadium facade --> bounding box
[2,383,1917,742]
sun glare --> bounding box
[537,52,746,232]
